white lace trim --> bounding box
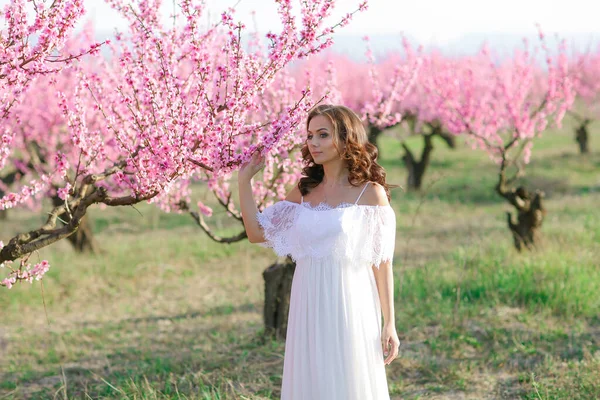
[301,201,355,211]
[255,201,300,259]
[300,201,392,211]
[256,201,396,269]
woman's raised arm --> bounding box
[237,152,302,243]
[238,152,267,243]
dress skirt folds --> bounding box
[256,197,396,400]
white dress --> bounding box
[256,182,396,400]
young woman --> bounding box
[238,104,400,399]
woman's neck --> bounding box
[321,160,350,188]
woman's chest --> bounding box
[295,207,360,245]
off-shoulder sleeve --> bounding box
[368,206,396,269]
[255,201,300,258]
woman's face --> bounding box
[306,115,344,165]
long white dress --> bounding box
[256,182,396,400]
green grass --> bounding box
[400,245,600,320]
[0,114,599,399]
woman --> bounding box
[238,104,400,399]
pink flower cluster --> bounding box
[0,259,51,289]
[0,0,95,171]
[570,46,600,118]
[417,30,574,163]
[0,241,51,289]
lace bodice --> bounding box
[256,200,396,269]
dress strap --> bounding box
[301,195,304,204]
[354,182,370,205]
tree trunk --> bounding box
[402,134,434,190]
[400,123,456,191]
[263,257,295,340]
[368,125,383,151]
[575,122,590,154]
[497,163,547,251]
[504,188,545,251]
[51,195,99,253]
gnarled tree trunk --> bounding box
[496,168,546,251]
[505,189,545,251]
[401,123,455,190]
[575,120,590,154]
[263,257,295,340]
[51,195,98,253]
[402,134,433,190]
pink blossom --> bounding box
[197,201,213,217]
[57,183,72,200]
[1,277,16,289]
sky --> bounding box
[2,0,600,54]
[83,0,600,44]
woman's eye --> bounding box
[307,135,313,140]
[320,133,328,138]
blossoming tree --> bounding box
[0,0,98,166]
[393,41,459,190]
[152,5,370,338]
[302,38,420,151]
[0,0,98,221]
[424,33,575,250]
[169,70,309,338]
[0,0,368,289]
[1,27,106,252]
[569,49,600,154]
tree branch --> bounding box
[189,211,247,244]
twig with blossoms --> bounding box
[0,242,50,289]
[163,72,320,243]
[362,36,422,139]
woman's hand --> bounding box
[238,150,265,183]
[382,322,400,365]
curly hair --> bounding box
[298,104,394,200]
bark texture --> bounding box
[263,257,295,340]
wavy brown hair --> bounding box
[299,104,395,200]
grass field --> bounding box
[1,117,599,399]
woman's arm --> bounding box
[372,260,395,326]
[362,182,400,365]
[238,152,267,243]
[237,151,302,243]
[361,182,397,324]
[373,259,399,365]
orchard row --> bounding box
[0,0,598,287]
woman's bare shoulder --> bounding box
[359,181,389,206]
[284,184,302,204]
